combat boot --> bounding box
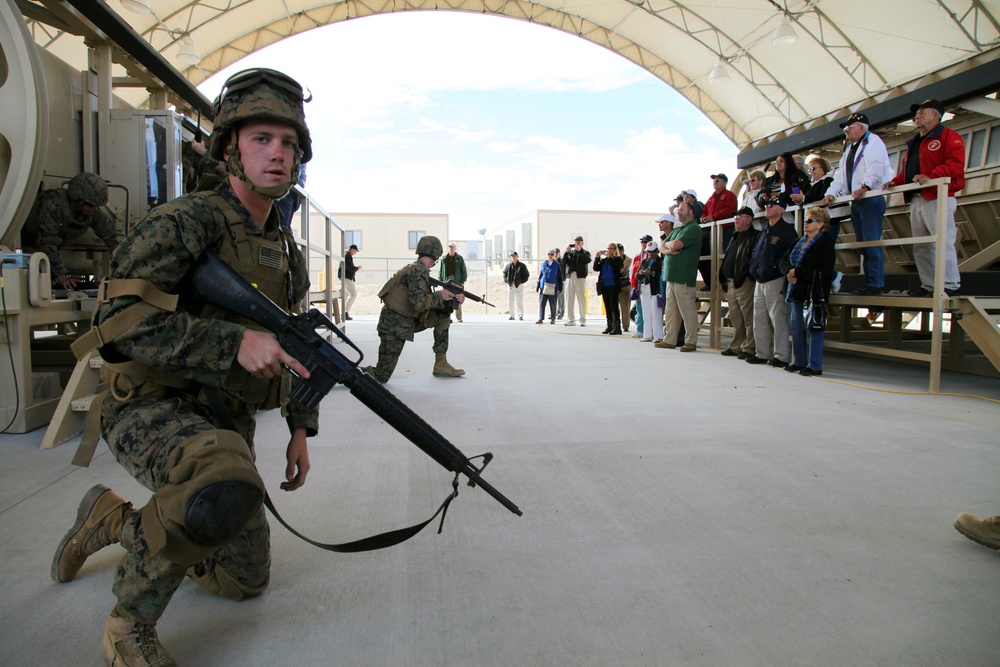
[102,612,177,667]
[361,365,386,384]
[52,484,130,583]
[954,513,1000,550]
[432,353,465,377]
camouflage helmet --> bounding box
[209,68,312,163]
[66,172,108,207]
[415,235,443,260]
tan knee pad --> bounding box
[140,430,264,566]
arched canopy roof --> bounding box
[29,0,1000,150]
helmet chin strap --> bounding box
[225,128,300,200]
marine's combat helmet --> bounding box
[209,68,312,199]
[66,172,108,207]
[416,235,444,261]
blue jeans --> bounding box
[851,196,886,287]
[789,298,825,370]
[635,294,644,333]
[538,293,556,321]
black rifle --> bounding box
[188,251,521,517]
[428,278,495,308]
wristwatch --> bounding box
[861,184,871,191]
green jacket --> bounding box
[438,252,468,283]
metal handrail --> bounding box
[699,178,953,391]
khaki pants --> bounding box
[725,279,756,354]
[663,282,698,346]
[566,275,587,324]
[753,278,790,362]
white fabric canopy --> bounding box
[30,0,1000,147]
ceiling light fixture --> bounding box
[709,60,730,84]
[176,36,201,65]
[120,0,153,14]
[771,15,798,47]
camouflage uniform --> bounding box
[95,179,317,624]
[369,260,453,382]
[21,187,118,277]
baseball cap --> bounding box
[640,234,653,243]
[684,188,698,198]
[574,235,584,242]
[348,244,358,250]
[839,112,870,128]
[910,99,944,116]
[765,194,792,210]
[710,173,729,182]
[447,242,456,247]
[735,206,754,217]
[645,241,658,252]
[657,213,677,224]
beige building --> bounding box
[486,209,664,261]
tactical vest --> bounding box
[198,191,295,408]
[378,263,422,319]
[70,192,296,465]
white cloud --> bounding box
[200,12,739,239]
[418,118,496,143]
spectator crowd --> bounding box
[510,101,966,379]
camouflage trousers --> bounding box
[102,393,270,624]
[371,308,451,382]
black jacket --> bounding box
[779,233,836,302]
[802,176,834,204]
[636,255,663,295]
[719,227,760,289]
[341,252,358,281]
[749,220,799,284]
[503,261,530,288]
[563,247,592,278]
[756,171,810,210]
[592,254,624,294]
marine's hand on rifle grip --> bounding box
[238,329,311,380]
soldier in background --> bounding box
[21,171,119,289]
[49,68,318,667]
[365,235,466,383]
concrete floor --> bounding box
[2,314,999,667]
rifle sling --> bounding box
[203,386,458,553]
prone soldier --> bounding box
[50,68,318,667]
[21,171,119,289]
[364,235,466,383]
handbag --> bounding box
[543,282,556,296]
[803,276,827,332]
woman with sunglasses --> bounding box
[791,156,834,206]
[780,207,836,376]
[594,243,625,335]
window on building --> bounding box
[408,231,426,249]
[985,123,1000,166]
[345,230,362,249]
[968,128,987,169]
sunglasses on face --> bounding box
[804,218,820,224]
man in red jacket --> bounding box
[698,173,738,291]
[885,99,965,296]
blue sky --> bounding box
[200,11,739,240]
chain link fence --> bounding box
[340,257,605,317]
